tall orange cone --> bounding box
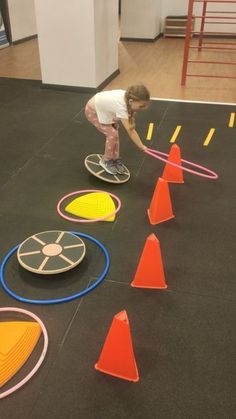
[95,310,139,382]
[131,234,167,289]
[162,144,184,183]
[147,177,175,225]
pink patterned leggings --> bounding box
[85,102,119,160]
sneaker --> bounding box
[114,159,126,174]
[99,159,118,175]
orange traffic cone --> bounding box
[162,144,184,183]
[131,234,167,289]
[147,177,175,225]
[95,310,139,382]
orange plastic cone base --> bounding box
[131,234,167,289]
[147,177,175,225]
[162,144,184,183]
[95,310,139,382]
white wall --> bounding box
[120,0,162,39]
[34,0,119,88]
[94,0,119,86]
[160,0,236,33]
[7,0,37,42]
[6,0,236,45]
[161,0,188,20]
[194,2,236,33]
[160,0,190,31]
[7,0,236,87]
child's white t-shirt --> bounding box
[94,90,128,124]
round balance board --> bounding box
[17,231,86,274]
[84,154,130,184]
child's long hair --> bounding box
[125,84,150,126]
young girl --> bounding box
[85,84,150,175]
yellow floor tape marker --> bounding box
[229,112,235,128]
[170,125,182,143]
[146,123,154,140]
[203,128,215,146]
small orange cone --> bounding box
[147,177,175,225]
[95,310,139,382]
[162,144,184,183]
[131,234,167,289]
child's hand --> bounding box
[141,145,147,152]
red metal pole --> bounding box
[198,1,207,50]
[194,1,236,3]
[181,0,195,85]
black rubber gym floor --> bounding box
[0,78,235,419]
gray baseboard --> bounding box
[12,34,38,45]
[41,69,120,93]
[120,33,162,42]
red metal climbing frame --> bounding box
[181,0,236,85]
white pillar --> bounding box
[120,0,161,40]
[7,0,37,42]
[34,0,119,90]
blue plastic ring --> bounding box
[0,231,110,305]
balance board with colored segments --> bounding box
[65,192,116,222]
[0,321,41,387]
[17,231,86,275]
[84,154,130,184]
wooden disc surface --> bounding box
[84,154,130,184]
[17,231,86,275]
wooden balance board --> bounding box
[84,154,130,184]
[17,231,86,275]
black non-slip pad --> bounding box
[0,79,235,419]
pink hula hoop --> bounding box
[0,307,48,399]
[57,189,121,223]
[145,148,218,180]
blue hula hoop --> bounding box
[0,231,110,305]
